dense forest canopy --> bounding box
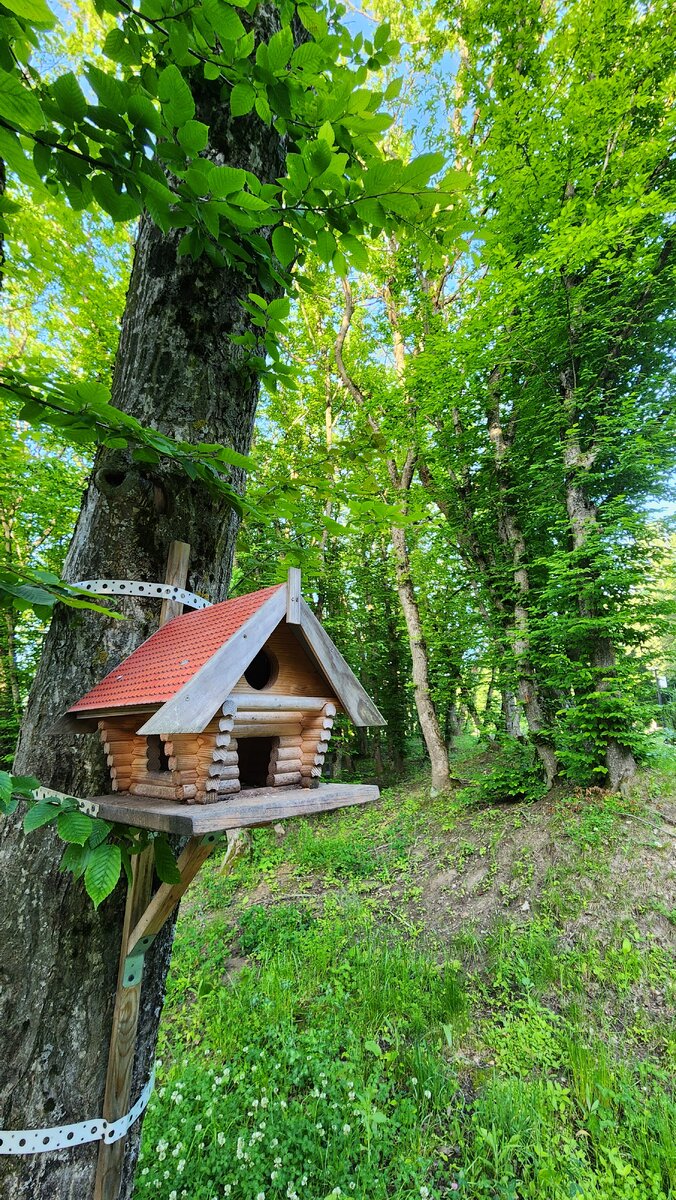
[0,0,674,796]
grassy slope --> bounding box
[135,742,676,1200]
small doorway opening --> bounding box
[146,734,171,774]
[238,736,276,789]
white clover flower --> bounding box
[280,1100,287,1110]
[274,1157,282,1169]
[331,1188,342,1196]
[411,1078,418,1086]
[163,1171,170,1180]
[271,1137,279,1148]
[260,1095,269,1108]
[348,1091,355,1101]
[424,1090,432,1100]
[343,1124,351,1135]
[141,1168,149,1177]
[223,1186,232,1197]
[271,1171,279,1181]
[420,1188,429,1199]
[349,1184,356,1192]
[169,1192,177,1200]
[236,1137,244,1160]
[156,1140,169,1153]
[217,1132,226,1147]
[256,1192,265,1200]
[177,1159,186,1174]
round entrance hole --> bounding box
[244,648,277,690]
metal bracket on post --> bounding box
[121,935,155,990]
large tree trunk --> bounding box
[564,464,637,790]
[390,523,450,791]
[488,396,559,786]
[0,76,284,1200]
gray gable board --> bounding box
[137,589,385,735]
[296,601,386,727]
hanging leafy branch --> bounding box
[0,771,181,906]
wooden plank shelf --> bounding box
[89,782,380,835]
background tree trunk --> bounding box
[0,77,284,1200]
[391,523,450,791]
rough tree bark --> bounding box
[0,68,285,1200]
[559,366,636,791]
[487,379,559,786]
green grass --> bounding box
[136,753,676,1200]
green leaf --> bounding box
[52,72,87,122]
[85,65,126,112]
[266,28,293,73]
[102,27,137,67]
[60,843,91,880]
[158,64,195,127]
[57,809,94,845]
[203,0,246,42]
[314,228,336,264]
[91,174,142,222]
[24,800,60,833]
[127,93,161,134]
[153,836,181,884]
[230,82,255,117]
[210,164,246,196]
[178,119,209,153]
[0,69,44,132]
[3,0,54,21]
[272,224,295,267]
[85,843,122,908]
[292,42,325,71]
[88,819,113,848]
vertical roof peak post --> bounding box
[286,567,301,625]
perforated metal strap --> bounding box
[73,579,211,610]
[0,1070,155,1155]
[33,787,99,818]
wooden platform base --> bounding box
[89,782,380,835]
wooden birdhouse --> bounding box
[63,570,385,806]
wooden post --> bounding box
[94,541,190,1200]
[286,566,301,624]
[158,540,190,626]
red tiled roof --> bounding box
[68,585,283,714]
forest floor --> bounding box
[135,739,676,1200]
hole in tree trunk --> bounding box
[238,737,276,788]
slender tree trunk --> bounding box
[390,522,450,791]
[0,73,284,1200]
